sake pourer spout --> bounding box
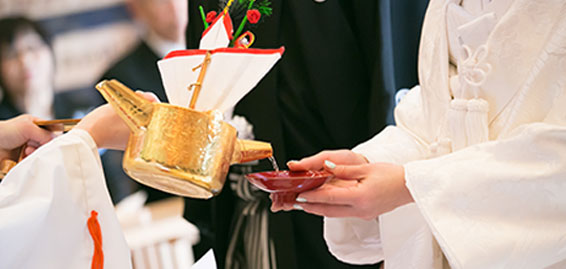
[231,139,273,164]
[95,79,154,134]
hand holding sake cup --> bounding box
[244,150,367,210]
[265,150,413,220]
[263,150,367,211]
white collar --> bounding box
[144,30,185,58]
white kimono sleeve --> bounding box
[324,86,434,264]
[0,129,132,269]
[405,122,566,269]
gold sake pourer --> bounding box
[96,79,273,199]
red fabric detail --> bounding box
[201,14,234,41]
[87,210,104,269]
[223,13,234,40]
[163,46,285,59]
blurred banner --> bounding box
[0,0,139,93]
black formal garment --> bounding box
[100,41,168,101]
[0,93,64,120]
[98,41,172,204]
[184,1,427,268]
[0,97,20,120]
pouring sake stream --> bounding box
[96,79,273,199]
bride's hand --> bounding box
[270,149,368,212]
[288,162,413,220]
[271,149,414,220]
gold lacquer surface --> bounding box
[125,106,235,198]
[0,159,17,180]
[96,79,273,199]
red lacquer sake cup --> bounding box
[245,170,334,203]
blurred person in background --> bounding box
[96,0,189,204]
[0,16,56,121]
[100,0,188,101]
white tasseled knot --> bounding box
[458,45,492,97]
[445,98,490,152]
[467,98,489,112]
[465,98,489,146]
[440,44,492,153]
[447,98,469,151]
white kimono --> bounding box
[0,129,132,268]
[324,0,566,268]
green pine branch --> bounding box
[253,0,272,16]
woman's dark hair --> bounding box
[0,16,52,101]
[0,16,51,49]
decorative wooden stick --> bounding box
[188,51,213,109]
[34,119,81,132]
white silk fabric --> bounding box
[0,129,131,269]
[324,0,566,268]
